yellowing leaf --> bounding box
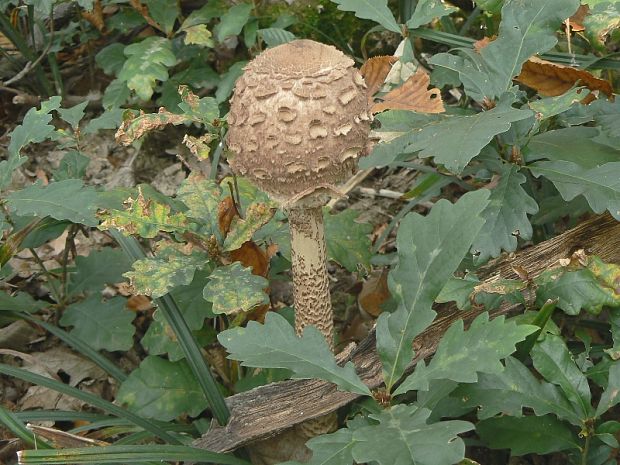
[184,24,214,47]
[99,189,187,238]
[203,262,268,315]
[371,69,445,114]
[516,56,613,99]
[116,109,188,146]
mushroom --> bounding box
[227,39,370,349]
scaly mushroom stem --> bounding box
[287,205,334,350]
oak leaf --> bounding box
[516,56,613,99]
[568,4,589,32]
[371,69,445,114]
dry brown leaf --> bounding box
[516,56,613,98]
[371,69,445,114]
[360,56,398,101]
[81,0,105,32]
[473,36,495,52]
[568,5,589,32]
[230,240,269,278]
[126,294,153,311]
[218,196,239,237]
[357,269,390,318]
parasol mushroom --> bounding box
[227,39,371,349]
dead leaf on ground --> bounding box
[360,56,399,102]
[230,241,269,278]
[516,56,613,99]
[81,0,105,32]
[127,294,153,311]
[473,36,495,52]
[371,69,445,114]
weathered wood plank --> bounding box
[194,214,620,453]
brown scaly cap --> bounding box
[226,39,371,204]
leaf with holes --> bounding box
[471,165,538,263]
[219,312,371,395]
[529,161,620,220]
[59,295,135,352]
[203,262,268,315]
[371,69,444,114]
[395,313,536,394]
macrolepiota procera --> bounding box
[227,39,371,349]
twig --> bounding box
[327,168,374,209]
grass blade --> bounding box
[18,444,251,465]
[0,364,181,444]
[0,405,52,448]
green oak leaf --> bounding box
[116,356,208,420]
[529,161,620,220]
[95,43,126,76]
[363,105,531,173]
[223,203,275,252]
[59,295,135,352]
[477,415,580,455]
[0,292,48,313]
[595,362,620,417]
[608,308,620,360]
[259,28,296,47]
[177,85,219,125]
[455,356,584,425]
[58,101,88,130]
[377,189,490,391]
[280,428,356,465]
[395,313,536,394]
[99,190,187,238]
[144,0,179,35]
[331,0,401,34]
[84,108,124,134]
[214,3,253,42]
[407,0,457,29]
[203,262,268,315]
[218,312,371,395]
[125,241,209,299]
[584,1,620,50]
[531,334,594,420]
[102,78,131,109]
[431,0,580,101]
[535,259,620,316]
[6,180,99,226]
[324,209,372,272]
[118,37,176,101]
[176,173,222,235]
[68,248,132,295]
[525,127,620,168]
[52,151,90,181]
[436,275,479,310]
[471,165,538,263]
[351,404,473,465]
[528,87,588,120]
[476,0,504,13]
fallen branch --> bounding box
[194,213,620,453]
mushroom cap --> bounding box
[226,39,370,204]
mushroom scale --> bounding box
[227,39,370,204]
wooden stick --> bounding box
[194,214,620,453]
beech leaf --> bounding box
[218,312,371,395]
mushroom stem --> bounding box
[287,205,334,350]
